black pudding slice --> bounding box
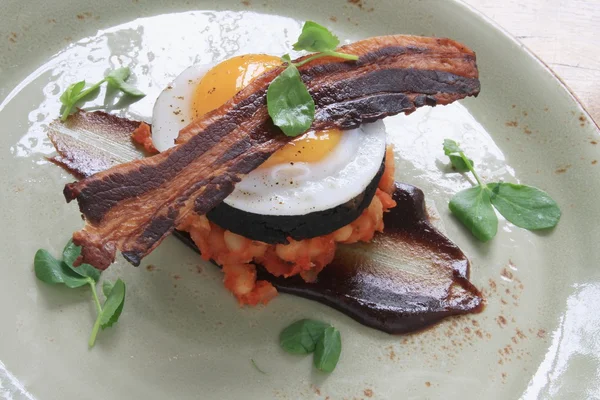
[206,157,386,245]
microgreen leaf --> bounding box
[62,239,101,282]
[111,80,146,97]
[34,249,67,284]
[105,67,146,97]
[443,138,560,241]
[267,64,315,137]
[291,21,358,63]
[279,319,330,354]
[449,155,474,172]
[266,21,357,135]
[34,241,127,348]
[281,54,292,64]
[293,21,340,52]
[102,280,115,297]
[100,278,126,329]
[449,186,498,242]
[443,139,474,171]
[313,327,342,373]
[61,239,80,267]
[443,138,462,155]
[106,67,131,82]
[58,67,144,121]
[34,249,90,288]
[88,278,126,347]
[59,80,88,121]
[60,80,105,121]
[59,80,86,106]
[487,183,561,230]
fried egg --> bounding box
[152,54,386,216]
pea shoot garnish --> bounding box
[443,139,561,241]
[59,67,145,121]
[34,239,126,347]
[279,319,342,373]
[267,21,359,137]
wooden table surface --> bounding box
[464,0,600,124]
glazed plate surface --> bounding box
[1,0,599,399]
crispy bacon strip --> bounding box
[63,35,480,269]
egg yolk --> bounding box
[258,128,342,168]
[192,54,282,119]
[191,54,342,167]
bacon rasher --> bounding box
[63,35,480,269]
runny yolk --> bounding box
[191,54,342,167]
[259,128,343,168]
[192,54,282,119]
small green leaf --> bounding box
[281,54,292,64]
[59,79,104,121]
[449,155,474,172]
[100,278,126,329]
[106,76,146,97]
[89,278,126,347]
[117,81,146,97]
[58,67,144,120]
[102,280,115,297]
[443,138,462,155]
[61,239,80,267]
[267,64,315,137]
[293,21,340,53]
[60,267,90,288]
[488,182,561,230]
[34,249,89,288]
[34,249,67,284]
[280,319,330,354]
[105,67,145,97]
[62,239,101,282]
[106,67,131,82]
[59,81,87,120]
[441,138,561,240]
[60,80,86,105]
[75,85,103,104]
[313,327,342,373]
[449,186,498,242]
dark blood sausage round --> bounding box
[206,157,386,244]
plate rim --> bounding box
[0,1,599,398]
[454,0,599,131]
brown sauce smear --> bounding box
[175,183,483,334]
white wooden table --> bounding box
[465,0,600,123]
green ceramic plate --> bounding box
[1,0,599,398]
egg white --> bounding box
[152,64,387,216]
[151,65,211,152]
